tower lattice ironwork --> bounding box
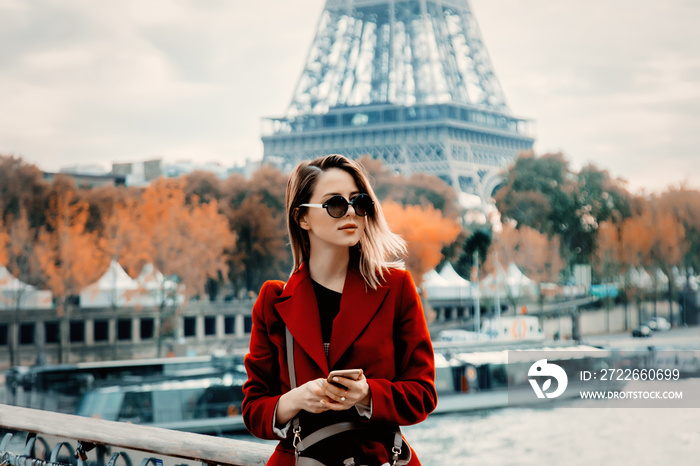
[261,0,534,198]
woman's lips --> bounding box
[339,223,357,231]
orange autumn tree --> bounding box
[486,222,520,274]
[221,165,290,294]
[102,198,152,279]
[486,223,563,309]
[225,193,288,293]
[34,177,106,363]
[2,207,47,366]
[382,200,460,285]
[0,212,9,307]
[0,214,8,266]
[517,226,565,286]
[135,178,235,353]
[137,178,235,299]
[595,220,627,326]
[35,179,106,305]
[4,208,45,303]
[595,221,621,282]
[618,202,685,323]
[619,209,654,324]
[646,206,685,321]
[176,197,236,298]
[653,187,699,317]
[657,184,700,275]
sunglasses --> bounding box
[301,193,374,218]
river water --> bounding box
[230,378,700,466]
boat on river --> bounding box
[76,372,246,434]
[433,343,628,413]
[431,316,632,412]
[4,354,248,435]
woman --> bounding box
[243,155,437,465]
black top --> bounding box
[308,280,381,464]
[311,279,341,359]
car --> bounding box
[632,325,652,338]
[644,317,671,331]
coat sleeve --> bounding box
[367,270,437,426]
[242,280,286,440]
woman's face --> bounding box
[300,168,367,253]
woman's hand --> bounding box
[276,378,331,425]
[275,373,372,426]
[321,372,371,411]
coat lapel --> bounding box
[274,264,329,374]
[328,267,389,368]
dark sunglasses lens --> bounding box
[326,196,349,218]
[352,194,373,216]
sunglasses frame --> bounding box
[300,193,374,219]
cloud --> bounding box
[471,0,700,192]
[0,0,697,194]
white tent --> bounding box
[80,259,140,307]
[480,262,536,298]
[439,262,471,287]
[0,266,53,310]
[422,269,451,299]
[506,263,535,288]
[424,263,474,300]
[135,263,184,307]
[654,268,669,291]
[423,269,449,287]
[628,267,653,289]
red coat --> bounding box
[243,263,437,465]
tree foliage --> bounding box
[454,229,491,281]
[0,155,48,228]
[0,215,9,266]
[495,152,633,268]
[137,177,235,300]
[4,207,43,288]
[1,150,699,326]
[360,156,462,221]
[34,176,106,311]
[382,200,460,284]
[486,224,564,281]
[594,221,621,281]
[656,184,700,274]
[221,165,290,294]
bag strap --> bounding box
[286,326,297,389]
[285,326,302,450]
[297,421,407,466]
[296,421,364,452]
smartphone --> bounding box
[327,369,363,388]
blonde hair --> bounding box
[286,154,406,289]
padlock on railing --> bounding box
[75,442,96,462]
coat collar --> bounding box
[275,262,389,373]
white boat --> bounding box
[76,373,246,434]
[4,355,249,435]
[433,344,629,413]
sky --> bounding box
[0,0,698,194]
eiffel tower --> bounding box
[261,0,534,199]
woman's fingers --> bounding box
[301,379,333,413]
[322,374,368,408]
[295,376,368,413]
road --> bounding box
[582,325,700,350]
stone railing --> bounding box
[0,404,274,466]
